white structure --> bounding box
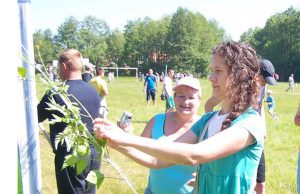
[101,67,138,80]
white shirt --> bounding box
[208,111,230,137]
[163,76,173,96]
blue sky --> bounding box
[31,0,300,40]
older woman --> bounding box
[95,41,264,193]
[107,76,201,194]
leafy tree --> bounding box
[240,27,261,46]
[241,7,300,81]
[106,29,125,65]
[80,15,110,36]
[33,29,56,65]
[34,8,226,78]
[167,7,224,77]
[78,16,109,66]
[53,16,80,50]
[123,19,145,67]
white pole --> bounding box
[18,1,42,193]
[165,65,168,75]
[117,64,119,78]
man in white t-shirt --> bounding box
[163,69,175,112]
[285,73,295,92]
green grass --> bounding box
[37,76,299,194]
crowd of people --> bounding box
[38,41,298,194]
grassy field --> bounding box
[36,76,299,194]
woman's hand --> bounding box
[93,118,129,148]
[187,172,196,187]
[117,121,132,133]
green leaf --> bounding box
[76,159,87,174]
[48,114,62,124]
[77,145,88,156]
[86,170,105,189]
[54,133,65,150]
[18,67,27,79]
[92,135,107,155]
[96,137,107,147]
[62,154,79,169]
[46,101,67,116]
[65,137,71,152]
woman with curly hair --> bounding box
[94,41,265,193]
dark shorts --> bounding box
[256,150,265,183]
[146,88,156,101]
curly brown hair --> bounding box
[212,41,261,130]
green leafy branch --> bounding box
[19,45,137,193]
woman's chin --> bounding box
[178,109,192,115]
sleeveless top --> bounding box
[148,114,196,194]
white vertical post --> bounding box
[18,0,42,193]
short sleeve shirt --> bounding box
[89,76,108,97]
[163,76,173,96]
[266,96,275,109]
[145,75,157,90]
[191,108,265,193]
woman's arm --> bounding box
[294,103,300,126]
[204,96,221,113]
[95,119,255,166]
[114,146,173,168]
[124,126,255,165]
[117,116,174,168]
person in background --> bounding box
[38,49,100,194]
[82,62,95,82]
[285,73,295,92]
[90,67,109,119]
[163,69,175,112]
[47,64,54,81]
[144,68,158,107]
[204,58,277,194]
[94,41,265,193]
[294,103,300,194]
[265,90,278,120]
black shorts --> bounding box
[146,88,156,101]
[256,150,265,183]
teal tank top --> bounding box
[148,114,196,194]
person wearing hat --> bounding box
[98,76,202,194]
[90,67,109,119]
[254,59,277,194]
[82,62,95,82]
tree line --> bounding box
[240,7,300,81]
[34,6,300,80]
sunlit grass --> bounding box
[38,76,299,194]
